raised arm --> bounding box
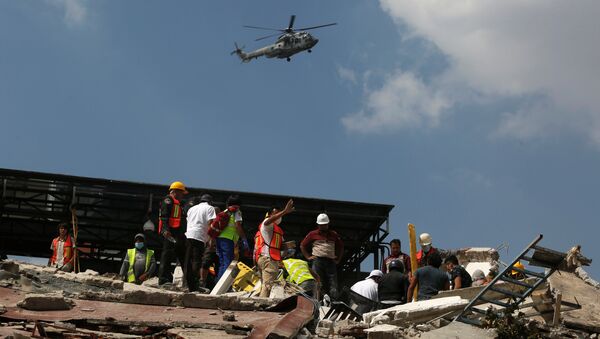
[264,199,294,226]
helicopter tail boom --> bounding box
[230,43,251,63]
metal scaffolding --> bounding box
[0,168,393,275]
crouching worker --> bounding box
[120,234,156,284]
[282,243,320,298]
[378,259,409,307]
[349,269,383,314]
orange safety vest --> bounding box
[416,247,437,266]
[158,195,182,234]
[50,235,74,266]
[254,221,284,262]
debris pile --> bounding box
[1,241,600,338]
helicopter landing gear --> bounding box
[286,57,291,62]
[308,49,312,53]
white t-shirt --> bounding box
[259,220,273,257]
[50,240,65,267]
[350,278,379,302]
[185,202,216,243]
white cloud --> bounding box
[342,71,451,133]
[349,0,600,146]
[47,0,87,27]
[336,65,358,85]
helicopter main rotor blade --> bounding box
[296,23,337,31]
[287,15,296,30]
[255,32,282,41]
[243,25,284,32]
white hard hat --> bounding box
[367,269,383,279]
[419,233,432,246]
[316,213,330,225]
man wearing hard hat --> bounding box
[416,233,438,268]
[300,213,344,299]
[157,181,189,286]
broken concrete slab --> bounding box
[0,261,20,274]
[0,270,20,281]
[455,247,499,264]
[182,292,279,311]
[211,260,239,296]
[364,324,403,339]
[122,289,179,306]
[419,321,496,339]
[575,266,600,289]
[433,277,547,305]
[465,262,493,277]
[17,293,74,311]
[167,328,246,339]
[141,276,159,288]
[363,296,469,327]
[549,270,600,333]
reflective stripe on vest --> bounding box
[254,222,284,261]
[50,235,73,266]
[283,259,313,285]
[158,195,181,233]
[127,248,154,283]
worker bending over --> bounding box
[282,243,320,298]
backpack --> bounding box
[207,205,239,239]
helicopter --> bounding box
[231,15,336,63]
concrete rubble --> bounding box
[1,243,600,338]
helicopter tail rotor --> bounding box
[230,43,249,62]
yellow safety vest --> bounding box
[127,248,154,283]
[283,259,314,285]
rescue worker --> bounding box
[255,199,295,298]
[119,234,156,284]
[48,222,74,272]
[157,181,189,286]
[378,259,409,305]
[510,261,526,280]
[216,195,249,280]
[349,270,383,314]
[282,243,320,298]
[184,194,215,292]
[416,233,438,267]
[382,239,411,274]
[300,213,344,300]
[408,252,449,301]
[471,269,487,287]
[444,255,472,289]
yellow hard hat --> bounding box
[511,261,525,276]
[169,181,188,194]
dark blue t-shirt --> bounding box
[415,265,448,300]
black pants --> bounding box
[185,238,205,292]
[312,257,338,299]
[158,233,187,285]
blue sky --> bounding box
[1,1,599,277]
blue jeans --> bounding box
[216,238,234,280]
